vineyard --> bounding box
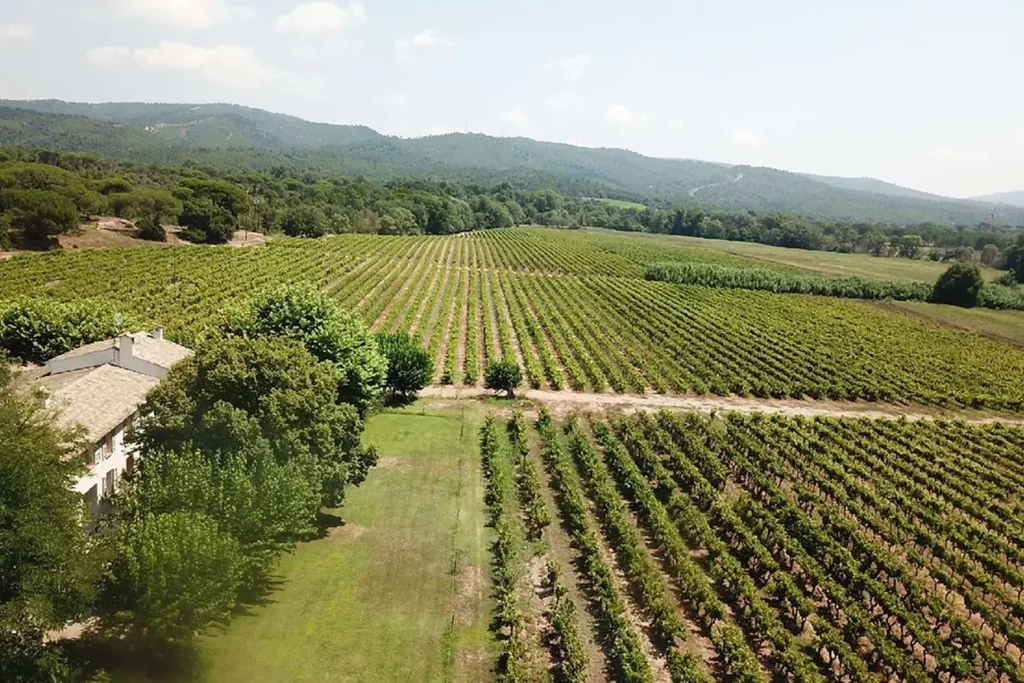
[3,227,1024,409]
[480,409,1024,683]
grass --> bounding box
[885,301,1024,346]
[589,198,648,210]
[615,230,1004,283]
[190,402,496,683]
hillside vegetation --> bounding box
[3,100,1024,225]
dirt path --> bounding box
[688,172,744,198]
[418,386,1024,425]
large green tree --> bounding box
[102,511,244,642]
[0,189,78,241]
[133,336,377,507]
[0,364,97,681]
[220,284,386,414]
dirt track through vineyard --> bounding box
[419,386,1024,424]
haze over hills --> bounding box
[2,99,1023,226]
[971,191,1024,209]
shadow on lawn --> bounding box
[63,630,206,682]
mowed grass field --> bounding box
[607,229,1005,282]
[193,403,495,683]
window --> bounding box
[102,468,116,497]
[101,433,113,460]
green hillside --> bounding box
[803,173,947,200]
[973,190,1024,208]
[3,99,1024,225]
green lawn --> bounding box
[886,301,1024,346]
[610,230,1003,283]
[193,403,496,683]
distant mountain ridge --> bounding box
[972,190,1024,208]
[2,99,1023,226]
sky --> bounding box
[0,0,1021,198]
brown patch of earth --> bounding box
[328,523,369,541]
[454,565,485,627]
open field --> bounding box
[191,404,495,683]
[600,228,1005,282]
[887,301,1024,346]
[482,408,1024,683]
[3,227,1024,410]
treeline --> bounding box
[3,145,1023,283]
[0,147,584,246]
[646,261,1024,310]
[594,203,1024,268]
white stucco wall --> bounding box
[74,421,136,503]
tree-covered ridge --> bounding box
[2,145,1023,276]
[3,100,1024,225]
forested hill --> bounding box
[972,190,1024,208]
[2,99,1023,226]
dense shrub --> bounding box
[136,214,166,242]
[645,262,932,302]
[377,331,433,399]
[0,298,131,364]
[485,359,523,398]
[932,263,985,308]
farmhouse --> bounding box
[34,327,191,512]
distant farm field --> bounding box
[3,226,1024,409]
[887,301,1024,346]
[608,229,1005,282]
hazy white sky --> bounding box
[0,0,1021,197]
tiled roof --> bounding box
[39,364,159,443]
[50,331,191,370]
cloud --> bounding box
[606,105,650,125]
[667,120,685,132]
[87,41,282,89]
[0,23,35,40]
[86,46,131,66]
[548,54,589,81]
[501,106,527,126]
[545,93,583,111]
[930,145,989,163]
[381,93,408,107]
[1011,130,1024,149]
[109,0,253,30]
[730,129,760,147]
[275,2,366,37]
[396,30,453,63]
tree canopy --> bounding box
[0,298,131,364]
[484,359,523,398]
[0,364,96,680]
[932,263,985,308]
[220,284,387,414]
[377,331,433,400]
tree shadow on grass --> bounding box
[313,509,346,539]
[62,629,206,683]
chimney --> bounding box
[152,326,164,341]
[117,334,134,365]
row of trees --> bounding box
[4,147,1021,273]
